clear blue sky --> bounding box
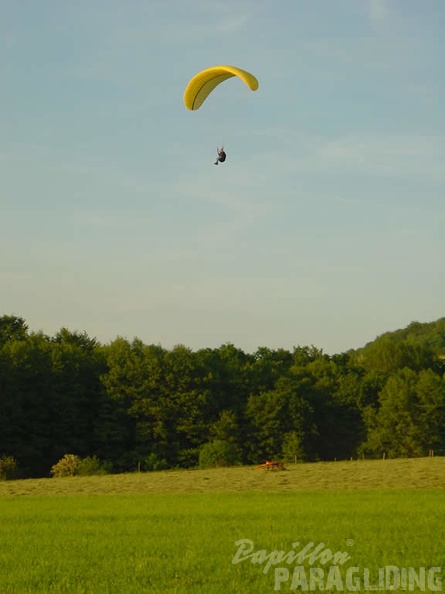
[1,0,444,354]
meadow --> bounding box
[0,458,444,593]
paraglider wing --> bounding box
[183,65,259,111]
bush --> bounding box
[199,440,241,469]
[0,455,18,480]
[50,454,81,477]
[78,455,112,476]
[51,454,112,477]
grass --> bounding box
[0,458,444,593]
[1,457,444,497]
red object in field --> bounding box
[255,459,287,471]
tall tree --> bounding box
[361,368,445,458]
[0,315,28,344]
[0,333,53,476]
[245,377,315,462]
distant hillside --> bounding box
[365,318,445,355]
[350,318,445,373]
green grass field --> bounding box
[0,458,444,593]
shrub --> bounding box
[0,455,18,480]
[50,454,81,477]
[78,455,112,476]
[199,440,241,469]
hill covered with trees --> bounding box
[1,315,444,478]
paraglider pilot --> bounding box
[214,147,226,165]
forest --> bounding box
[1,314,445,478]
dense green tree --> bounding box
[249,347,293,393]
[0,333,54,475]
[48,329,105,465]
[281,430,306,463]
[204,343,254,412]
[162,345,215,467]
[209,410,241,445]
[355,336,437,374]
[415,369,445,453]
[361,368,445,458]
[100,338,165,471]
[245,377,315,462]
[0,315,28,344]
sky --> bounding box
[1,0,444,354]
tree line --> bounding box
[1,315,444,478]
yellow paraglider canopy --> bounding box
[183,65,259,111]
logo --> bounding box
[231,538,442,591]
